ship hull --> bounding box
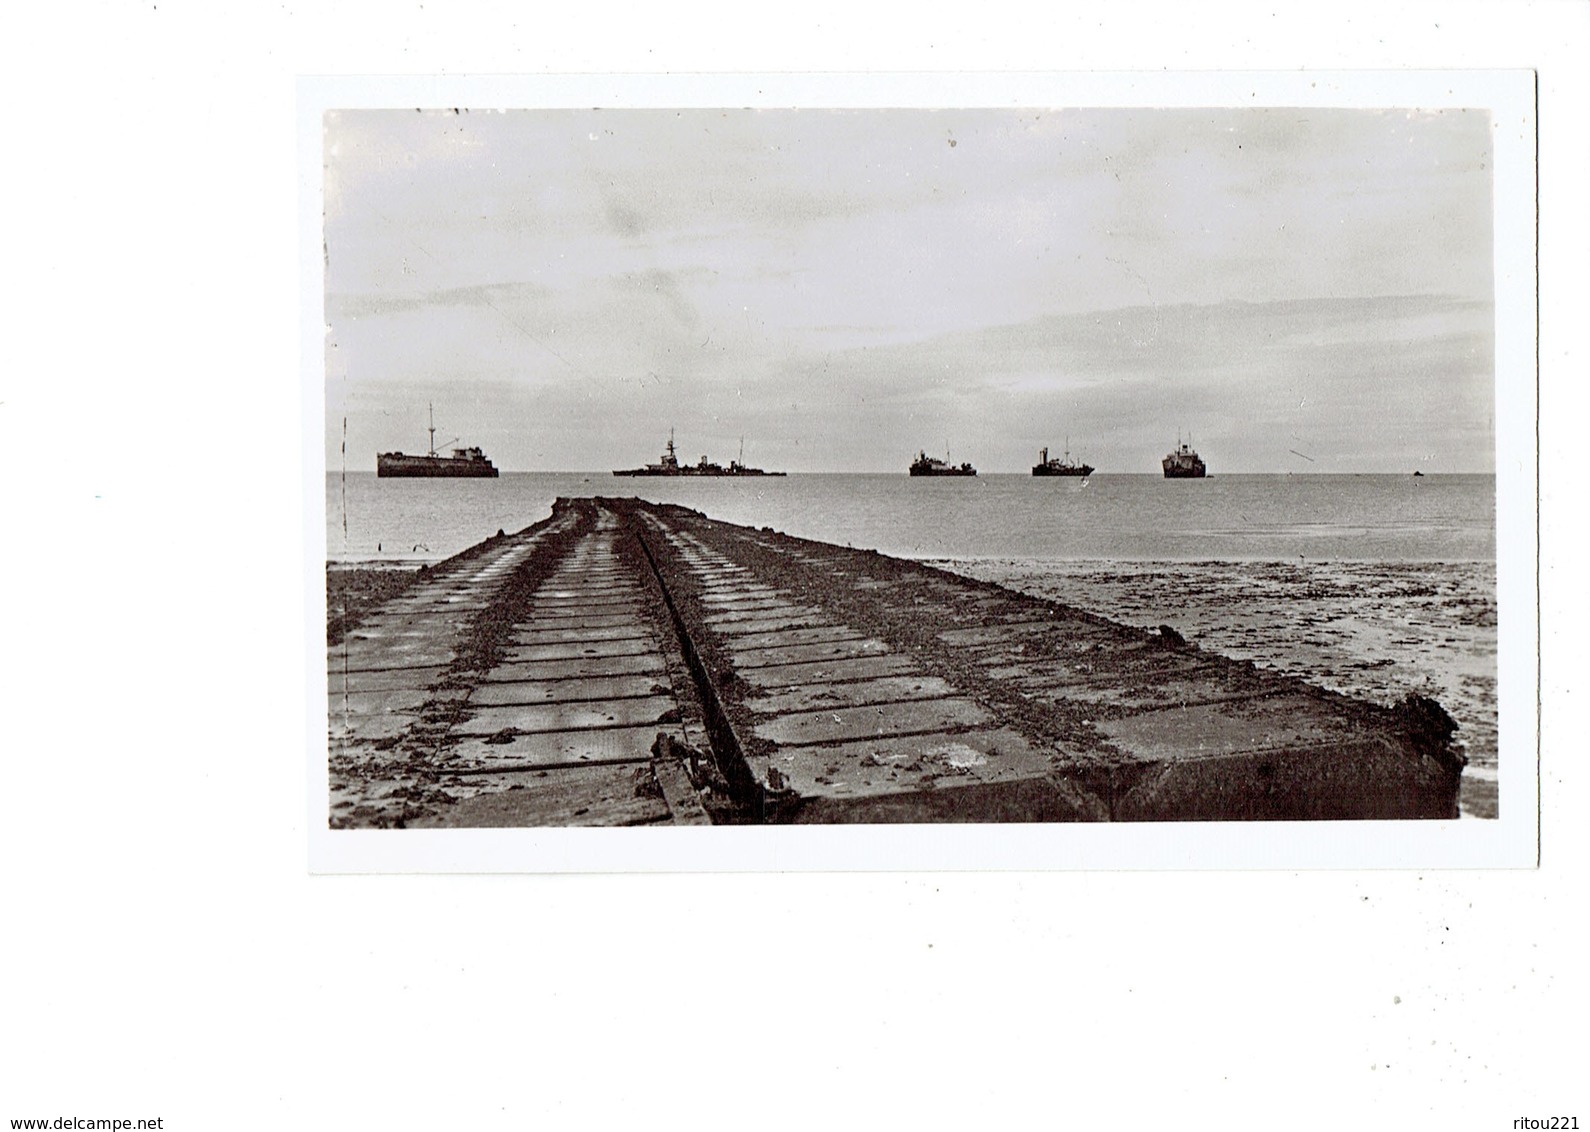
[613,436,785,476]
[378,453,498,478]
[1162,462,1206,479]
[612,468,786,477]
[909,467,977,477]
[1033,464,1093,477]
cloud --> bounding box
[323,107,1496,473]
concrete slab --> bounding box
[993,650,1212,688]
[381,601,489,614]
[759,727,1054,789]
[699,587,781,602]
[1093,692,1372,760]
[800,727,1050,773]
[695,597,790,614]
[343,617,449,636]
[743,675,957,715]
[511,625,656,645]
[417,765,673,827]
[528,606,642,622]
[469,674,669,706]
[328,709,420,745]
[457,696,678,736]
[1014,669,1272,713]
[734,654,918,690]
[719,625,867,650]
[327,666,446,694]
[935,620,1081,645]
[329,644,457,672]
[710,613,836,636]
[537,593,636,605]
[518,613,647,631]
[750,728,1109,823]
[498,637,659,663]
[753,696,991,747]
[447,723,682,769]
[703,604,823,626]
[536,591,638,603]
[730,637,891,669]
[482,654,666,681]
[328,655,450,678]
[327,687,437,718]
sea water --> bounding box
[326,472,1495,565]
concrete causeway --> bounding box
[327,498,1466,827]
[330,504,710,827]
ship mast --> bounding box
[427,403,437,458]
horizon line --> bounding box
[328,468,1497,477]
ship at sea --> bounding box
[376,406,498,478]
[909,450,977,477]
[1032,442,1093,477]
[612,431,786,477]
[1162,436,1207,479]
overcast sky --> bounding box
[323,107,1494,473]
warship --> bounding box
[909,451,977,477]
[1162,436,1207,478]
[376,406,498,478]
[1032,442,1093,477]
[613,431,785,477]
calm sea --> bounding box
[325,472,1496,565]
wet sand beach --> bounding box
[927,558,1497,818]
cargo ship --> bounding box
[613,432,785,477]
[909,450,977,477]
[376,406,498,478]
[1032,442,1093,477]
[1162,436,1207,479]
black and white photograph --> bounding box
[6,5,1586,1130]
[318,76,1532,855]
